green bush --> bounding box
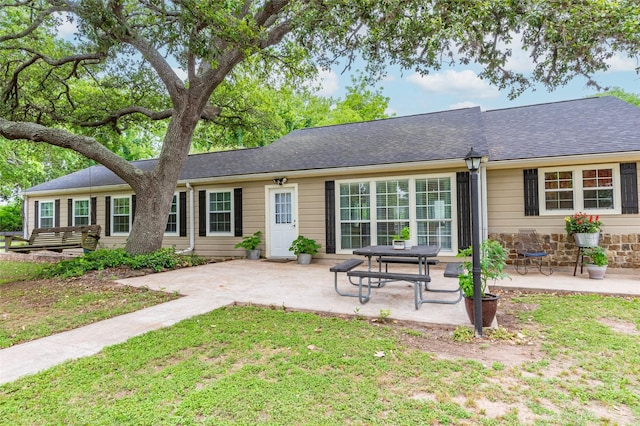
[0,201,22,232]
[38,248,207,278]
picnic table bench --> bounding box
[4,225,101,253]
[331,246,463,310]
[377,256,440,275]
[347,269,433,309]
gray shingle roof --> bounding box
[25,96,640,193]
[485,96,640,161]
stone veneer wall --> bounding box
[490,232,640,269]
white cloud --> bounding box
[407,70,499,99]
[606,54,638,72]
[54,13,78,39]
[449,101,482,110]
[384,107,397,116]
[314,69,340,97]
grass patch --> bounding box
[1,293,638,424]
[0,247,207,348]
[0,260,43,284]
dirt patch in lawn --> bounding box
[380,289,545,367]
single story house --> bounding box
[22,96,640,268]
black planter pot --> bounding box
[463,293,499,327]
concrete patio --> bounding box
[1,258,638,385]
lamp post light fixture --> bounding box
[273,177,288,185]
[465,147,483,337]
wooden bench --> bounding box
[5,225,101,253]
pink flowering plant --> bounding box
[564,212,603,235]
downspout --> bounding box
[22,194,29,239]
[480,165,489,240]
[177,182,195,254]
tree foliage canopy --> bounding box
[0,0,638,253]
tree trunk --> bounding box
[124,110,199,254]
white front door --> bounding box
[268,186,297,257]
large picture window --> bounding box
[73,199,90,226]
[112,196,131,234]
[337,175,454,252]
[540,164,619,215]
[208,191,232,234]
[39,201,54,228]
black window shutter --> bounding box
[198,190,206,236]
[54,199,60,227]
[90,197,97,225]
[234,188,243,237]
[523,169,539,216]
[620,163,639,214]
[456,172,471,251]
[325,181,336,254]
[179,191,187,237]
[105,196,111,236]
[67,198,73,226]
[34,200,39,228]
[131,194,136,222]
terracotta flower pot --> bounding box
[464,293,499,327]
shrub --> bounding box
[38,248,207,278]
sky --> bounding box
[56,16,638,118]
[316,53,639,117]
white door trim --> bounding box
[265,183,299,258]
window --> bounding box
[208,191,232,234]
[73,199,90,226]
[39,201,54,228]
[540,164,620,215]
[337,175,454,252]
[112,196,131,234]
[339,182,371,249]
[165,194,178,234]
[274,192,292,224]
[543,171,574,210]
[376,179,410,245]
[416,177,453,249]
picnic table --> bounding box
[332,245,461,309]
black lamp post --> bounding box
[465,147,483,337]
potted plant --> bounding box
[392,226,411,250]
[565,212,603,247]
[457,239,509,327]
[289,235,321,265]
[234,231,262,260]
[582,246,608,279]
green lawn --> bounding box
[0,260,181,348]
[0,259,41,284]
[1,295,638,425]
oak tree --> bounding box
[0,1,638,254]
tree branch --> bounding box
[0,5,71,43]
[0,118,145,189]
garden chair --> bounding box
[514,229,552,275]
